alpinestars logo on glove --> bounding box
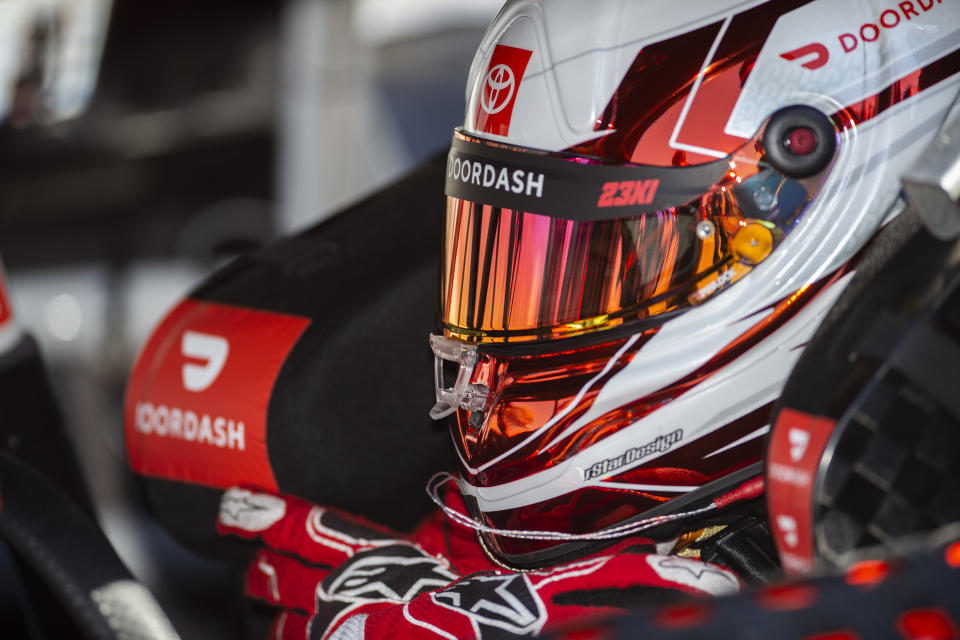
[432,573,545,636]
[320,545,458,604]
[315,543,459,635]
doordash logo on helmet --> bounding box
[780,0,944,70]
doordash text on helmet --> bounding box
[447,154,545,198]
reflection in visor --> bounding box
[441,131,830,344]
[443,201,695,341]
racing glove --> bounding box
[217,486,743,639]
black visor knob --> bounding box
[762,105,838,179]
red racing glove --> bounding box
[217,487,742,639]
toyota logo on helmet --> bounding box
[430,0,960,569]
[473,44,532,136]
[480,64,516,115]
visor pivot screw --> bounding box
[785,127,817,156]
[696,220,716,240]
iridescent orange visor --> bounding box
[442,111,837,344]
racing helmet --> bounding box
[429,0,960,569]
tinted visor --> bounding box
[442,123,834,343]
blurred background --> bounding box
[0,0,500,635]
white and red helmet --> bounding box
[430,0,960,568]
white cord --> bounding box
[425,472,718,542]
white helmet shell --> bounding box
[438,0,960,568]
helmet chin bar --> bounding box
[429,334,491,419]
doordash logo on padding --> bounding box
[130,331,244,452]
[182,331,229,391]
[125,299,310,491]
